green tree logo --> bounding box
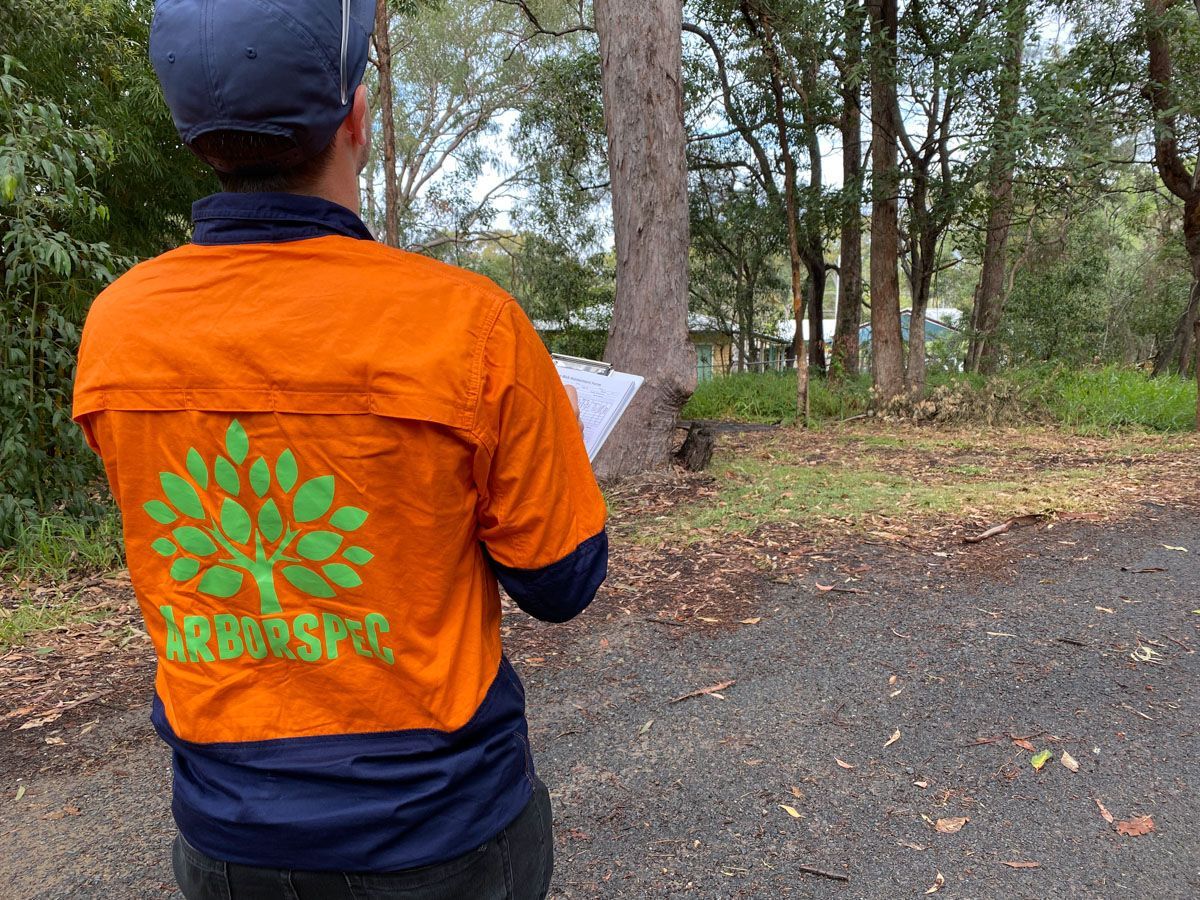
[143,420,373,614]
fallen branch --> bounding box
[963,514,1048,544]
[797,864,850,883]
[669,679,735,704]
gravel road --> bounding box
[2,506,1197,899]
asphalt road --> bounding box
[2,506,1197,899]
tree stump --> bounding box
[676,423,714,471]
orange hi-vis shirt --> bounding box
[72,192,608,872]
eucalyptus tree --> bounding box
[689,167,789,371]
[365,0,540,250]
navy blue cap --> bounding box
[150,0,375,173]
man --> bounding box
[71,1,607,897]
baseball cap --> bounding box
[150,0,376,173]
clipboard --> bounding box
[552,353,644,461]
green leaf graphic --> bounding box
[186,448,209,490]
[282,565,335,599]
[226,420,249,465]
[293,475,334,523]
[297,531,342,561]
[160,472,204,519]
[151,538,177,557]
[258,499,283,543]
[214,456,240,496]
[276,450,298,493]
[198,566,245,599]
[329,506,368,532]
[220,498,252,544]
[170,558,200,581]
[144,501,177,525]
[173,526,217,557]
[323,563,362,589]
[249,457,271,497]
[343,546,374,565]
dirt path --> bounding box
[3,506,1198,898]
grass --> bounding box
[0,512,126,650]
[0,512,125,583]
[683,371,871,425]
[670,449,1107,538]
[0,591,117,650]
[683,366,1198,433]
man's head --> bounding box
[150,0,374,203]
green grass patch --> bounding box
[670,453,1098,536]
[683,366,1198,434]
[1038,367,1197,433]
[0,591,117,650]
[683,371,871,424]
[0,512,125,583]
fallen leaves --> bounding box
[1030,749,1052,770]
[835,758,856,770]
[1162,545,1188,552]
[1095,798,1114,824]
[924,871,945,894]
[935,817,969,835]
[1012,737,1035,752]
[1060,751,1080,773]
[637,719,653,736]
[884,729,901,748]
[13,785,26,802]
[740,617,762,625]
[779,804,801,818]
[1002,861,1040,869]
[1115,815,1155,837]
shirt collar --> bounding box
[191,192,375,246]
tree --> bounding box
[364,0,536,250]
[143,421,373,615]
[0,58,120,543]
[968,0,1029,374]
[1143,0,1200,384]
[592,0,694,476]
[832,0,867,379]
[867,0,906,402]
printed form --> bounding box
[553,356,644,461]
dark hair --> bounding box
[189,130,337,193]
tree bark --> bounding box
[592,0,694,475]
[374,0,400,247]
[969,0,1027,375]
[1145,0,1200,412]
[832,0,865,380]
[867,0,904,402]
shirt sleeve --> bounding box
[472,299,608,623]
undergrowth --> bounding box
[683,366,1198,433]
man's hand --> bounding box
[564,385,583,433]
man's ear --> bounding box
[347,83,369,148]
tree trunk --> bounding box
[832,0,864,380]
[741,1,809,421]
[592,0,694,476]
[969,0,1027,375]
[867,0,904,402]
[806,263,827,376]
[374,0,399,247]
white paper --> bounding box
[554,362,644,461]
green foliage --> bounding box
[684,367,1197,433]
[1023,367,1197,433]
[683,372,872,425]
[0,510,124,583]
[0,58,121,544]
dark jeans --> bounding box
[173,780,553,900]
